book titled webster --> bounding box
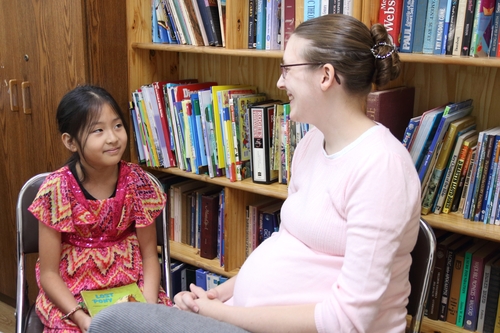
[80,283,146,317]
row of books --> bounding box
[170,260,229,297]
[379,0,500,57]
[130,79,308,184]
[152,0,225,47]
[404,98,500,224]
[424,233,500,332]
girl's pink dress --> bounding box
[29,161,172,332]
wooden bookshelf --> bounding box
[126,1,500,332]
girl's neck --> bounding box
[76,162,120,200]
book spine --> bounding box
[413,0,430,52]
[248,0,256,48]
[265,0,280,50]
[256,0,267,49]
[452,144,475,211]
[441,0,454,54]
[453,0,469,54]
[250,106,271,183]
[446,0,460,54]
[490,0,500,56]
[400,0,417,52]
[379,0,404,48]
[483,138,500,223]
[200,193,220,259]
[477,260,493,332]
[457,251,474,327]
[440,246,458,320]
[473,134,494,221]
[448,251,466,324]
[461,0,477,55]
[464,256,485,330]
[283,0,295,49]
[304,0,321,21]
[443,142,470,213]
[423,0,440,53]
[434,0,450,54]
[428,242,448,319]
[483,266,500,332]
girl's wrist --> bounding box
[60,302,86,320]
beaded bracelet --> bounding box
[60,302,86,320]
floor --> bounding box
[0,301,15,333]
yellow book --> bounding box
[134,90,160,167]
[81,283,146,317]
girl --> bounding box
[29,85,172,333]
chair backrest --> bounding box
[406,218,437,333]
[16,171,172,333]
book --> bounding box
[434,128,478,214]
[439,235,474,321]
[457,241,488,327]
[256,0,267,49]
[195,268,208,290]
[200,191,220,259]
[304,0,321,21]
[489,0,500,56]
[490,144,500,224]
[441,0,455,54]
[250,101,279,184]
[423,0,441,53]
[453,0,469,54]
[168,0,190,44]
[463,241,500,331]
[282,0,295,49]
[400,0,419,52]
[460,0,478,55]
[446,0,460,54]
[152,81,177,167]
[442,130,478,214]
[265,0,281,50]
[365,86,415,141]
[469,0,496,57]
[418,100,474,184]
[379,0,404,48]
[258,201,282,244]
[448,245,469,324]
[413,0,430,52]
[246,197,282,256]
[483,257,500,333]
[452,139,478,212]
[217,0,226,47]
[460,147,477,214]
[421,115,476,215]
[434,0,451,54]
[171,179,205,242]
[402,115,422,150]
[428,233,466,320]
[191,0,209,46]
[80,283,146,317]
[196,0,223,46]
[179,0,204,46]
[481,135,500,223]
[477,253,500,332]
[248,0,257,48]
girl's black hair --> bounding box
[56,85,128,180]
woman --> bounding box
[88,14,420,333]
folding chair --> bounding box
[16,171,172,333]
[406,218,437,333]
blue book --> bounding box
[171,261,187,296]
[434,0,450,54]
[489,0,500,56]
[402,116,422,149]
[440,0,454,54]
[256,0,267,49]
[152,0,161,43]
[304,0,321,21]
[400,0,419,52]
[483,135,500,223]
[191,93,209,168]
[195,268,208,290]
[423,0,440,54]
[413,0,430,52]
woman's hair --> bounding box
[56,85,128,175]
[292,14,401,95]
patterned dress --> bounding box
[29,161,173,333]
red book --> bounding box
[152,81,177,167]
[366,86,415,141]
[378,0,404,48]
[200,192,220,259]
[173,82,217,103]
[282,0,295,50]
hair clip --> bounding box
[370,42,396,59]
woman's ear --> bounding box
[320,64,336,91]
[61,133,77,152]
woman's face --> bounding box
[277,35,320,124]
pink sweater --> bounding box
[231,125,421,332]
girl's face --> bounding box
[79,103,127,170]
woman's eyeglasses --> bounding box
[280,63,341,84]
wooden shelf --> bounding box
[419,317,470,333]
[423,213,500,242]
[169,241,238,278]
[133,42,500,67]
[152,167,288,200]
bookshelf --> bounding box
[126,1,500,332]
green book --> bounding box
[81,283,146,317]
[456,241,488,327]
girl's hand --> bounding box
[73,310,92,333]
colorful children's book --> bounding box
[81,283,146,317]
[469,0,496,57]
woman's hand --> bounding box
[174,283,220,313]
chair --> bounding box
[16,171,172,333]
[406,218,437,333]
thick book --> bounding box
[463,242,500,331]
[428,233,466,320]
[365,86,415,141]
[200,191,220,259]
[412,0,430,52]
[250,101,279,184]
[457,241,489,327]
[81,283,146,317]
[195,268,208,290]
[439,236,474,321]
[379,0,404,48]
